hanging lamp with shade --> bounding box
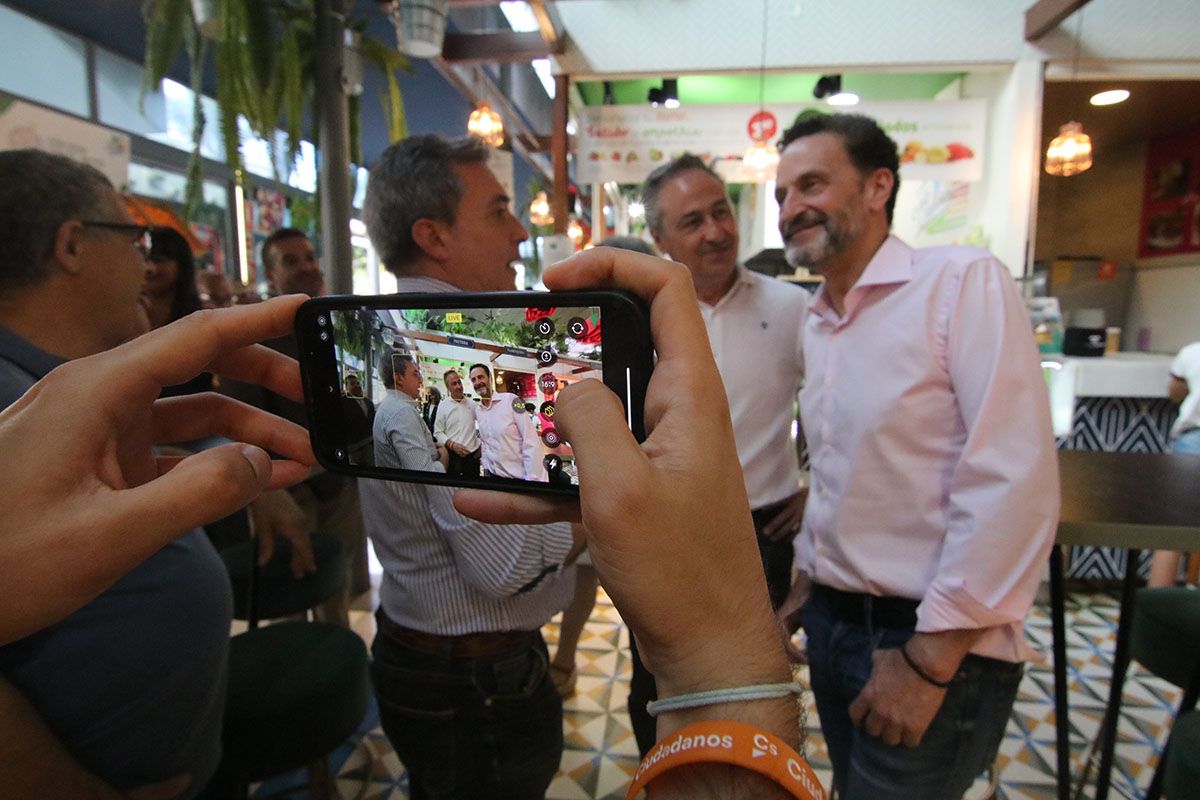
[1045,9,1094,177]
[741,0,778,183]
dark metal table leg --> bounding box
[1050,546,1071,800]
[1094,548,1142,800]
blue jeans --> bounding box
[1172,428,1200,454]
[802,590,1022,800]
[370,621,563,799]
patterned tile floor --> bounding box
[251,585,1184,800]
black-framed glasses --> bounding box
[80,221,152,259]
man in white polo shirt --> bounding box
[625,153,809,755]
[433,368,481,477]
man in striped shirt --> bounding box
[360,133,584,799]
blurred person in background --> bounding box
[222,226,370,607]
[1149,339,1200,587]
[422,385,442,433]
[197,269,234,309]
[144,226,211,396]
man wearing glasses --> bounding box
[0,149,230,799]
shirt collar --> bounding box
[0,324,66,381]
[394,275,463,294]
[707,264,755,311]
[809,235,913,320]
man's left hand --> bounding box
[761,488,808,542]
[848,646,949,747]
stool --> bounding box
[1131,586,1200,799]
[215,621,371,799]
[1165,709,1200,797]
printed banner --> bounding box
[0,94,130,189]
[576,100,986,184]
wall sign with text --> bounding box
[576,100,986,184]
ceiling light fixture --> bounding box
[1045,10,1093,177]
[1089,88,1130,106]
[1045,122,1093,176]
[467,102,504,147]
[813,74,841,100]
[529,191,553,226]
[741,0,778,183]
[647,78,679,108]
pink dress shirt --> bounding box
[795,236,1060,662]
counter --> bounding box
[1042,352,1180,579]
[1044,352,1175,439]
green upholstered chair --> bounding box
[205,508,349,628]
[1132,586,1200,800]
[220,531,348,625]
[213,621,371,800]
[1165,709,1200,798]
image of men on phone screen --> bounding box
[469,362,544,481]
[433,368,481,477]
[372,353,446,473]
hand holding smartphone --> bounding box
[296,290,653,496]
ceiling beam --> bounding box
[527,1,560,52]
[441,30,560,63]
[1024,0,1093,42]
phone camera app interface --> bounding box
[328,304,603,487]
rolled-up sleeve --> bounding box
[917,258,1060,635]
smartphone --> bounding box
[296,290,653,496]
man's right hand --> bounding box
[249,489,316,578]
[453,250,796,750]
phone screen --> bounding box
[327,302,609,488]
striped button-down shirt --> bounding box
[359,276,574,634]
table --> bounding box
[1052,450,1200,800]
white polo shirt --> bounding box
[1170,342,1200,439]
[433,394,480,452]
[699,266,808,510]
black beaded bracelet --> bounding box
[900,641,955,689]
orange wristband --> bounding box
[625,720,826,800]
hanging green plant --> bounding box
[141,0,412,220]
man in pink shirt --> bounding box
[775,113,1059,799]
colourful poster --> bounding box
[1139,125,1200,258]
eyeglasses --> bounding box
[80,221,153,259]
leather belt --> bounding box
[376,611,538,658]
[811,583,920,629]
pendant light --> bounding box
[1045,10,1093,177]
[468,103,504,148]
[529,191,553,227]
[1045,122,1093,176]
[741,0,778,183]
